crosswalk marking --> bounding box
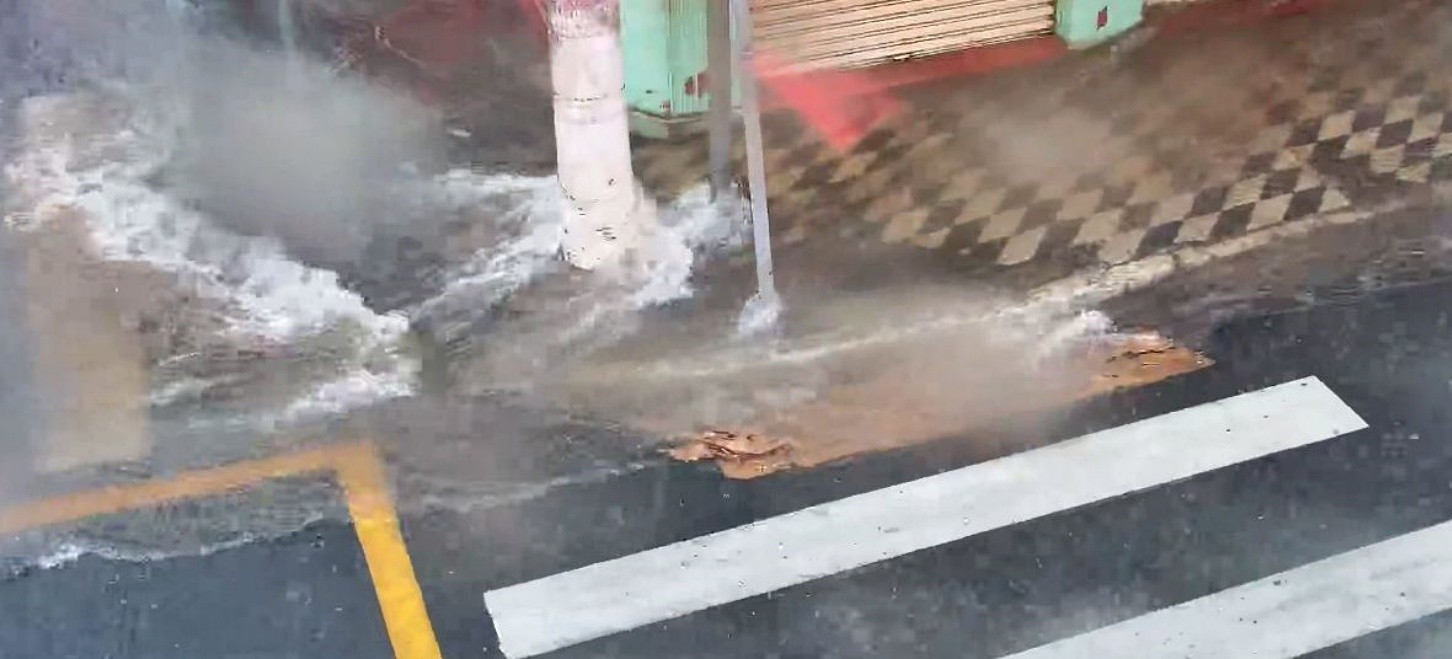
[485,377,1365,658]
[1005,518,1452,658]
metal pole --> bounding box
[729,0,781,333]
[705,0,733,200]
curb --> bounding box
[1021,179,1442,321]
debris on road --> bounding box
[667,331,1211,480]
[667,429,797,479]
[1084,331,1212,397]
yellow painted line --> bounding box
[0,442,444,659]
[0,446,337,537]
[334,443,445,659]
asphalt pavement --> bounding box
[10,266,1452,658]
[455,272,1452,659]
[0,518,391,659]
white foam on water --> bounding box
[5,92,748,424]
[6,505,331,574]
[402,175,751,393]
[412,170,568,318]
[277,360,417,422]
[6,107,408,344]
[414,176,746,332]
[28,533,263,571]
[4,93,415,421]
[146,374,242,408]
[631,183,748,307]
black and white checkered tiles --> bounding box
[1290,79,1452,185]
[860,146,1348,266]
[633,0,1449,271]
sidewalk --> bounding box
[634,0,1450,288]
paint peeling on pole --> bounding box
[548,0,655,271]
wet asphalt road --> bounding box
[10,273,1452,658]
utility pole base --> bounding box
[559,182,657,271]
[548,0,653,273]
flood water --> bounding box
[0,0,1318,572]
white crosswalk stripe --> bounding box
[1006,518,1452,659]
[485,377,1366,658]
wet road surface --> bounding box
[6,1,1452,657]
[1,518,391,659]
[11,271,1452,658]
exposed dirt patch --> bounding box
[667,332,1211,479]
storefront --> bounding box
[752,0,1057,72]
[623,0,1144,135]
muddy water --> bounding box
[0,36,742,570]
[463,281,1126,455]
[0,0,1390,575]
[0,61,1162,561]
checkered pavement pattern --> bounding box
[858,143,1349,266]
[633,0,1450,271]
[1277,9,1452,188]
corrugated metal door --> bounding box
[752,0,1055,70]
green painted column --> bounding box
[621,0,712,138]
[1057,0,1144,49]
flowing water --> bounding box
[0,0,752,565]
[0,0,1126,570]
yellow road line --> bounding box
[335,444,445,659]
[0,446,336,537]
[0,442,444,659]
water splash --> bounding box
[4,92,414,421]
[632,184,749,305]
[410,171,568,322]
[275,0,303,85]
[7,110,405,345]
[737,291,783,338]
[4,85,752,422]
[413,178,747,338]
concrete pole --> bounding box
[548,0,654,271]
